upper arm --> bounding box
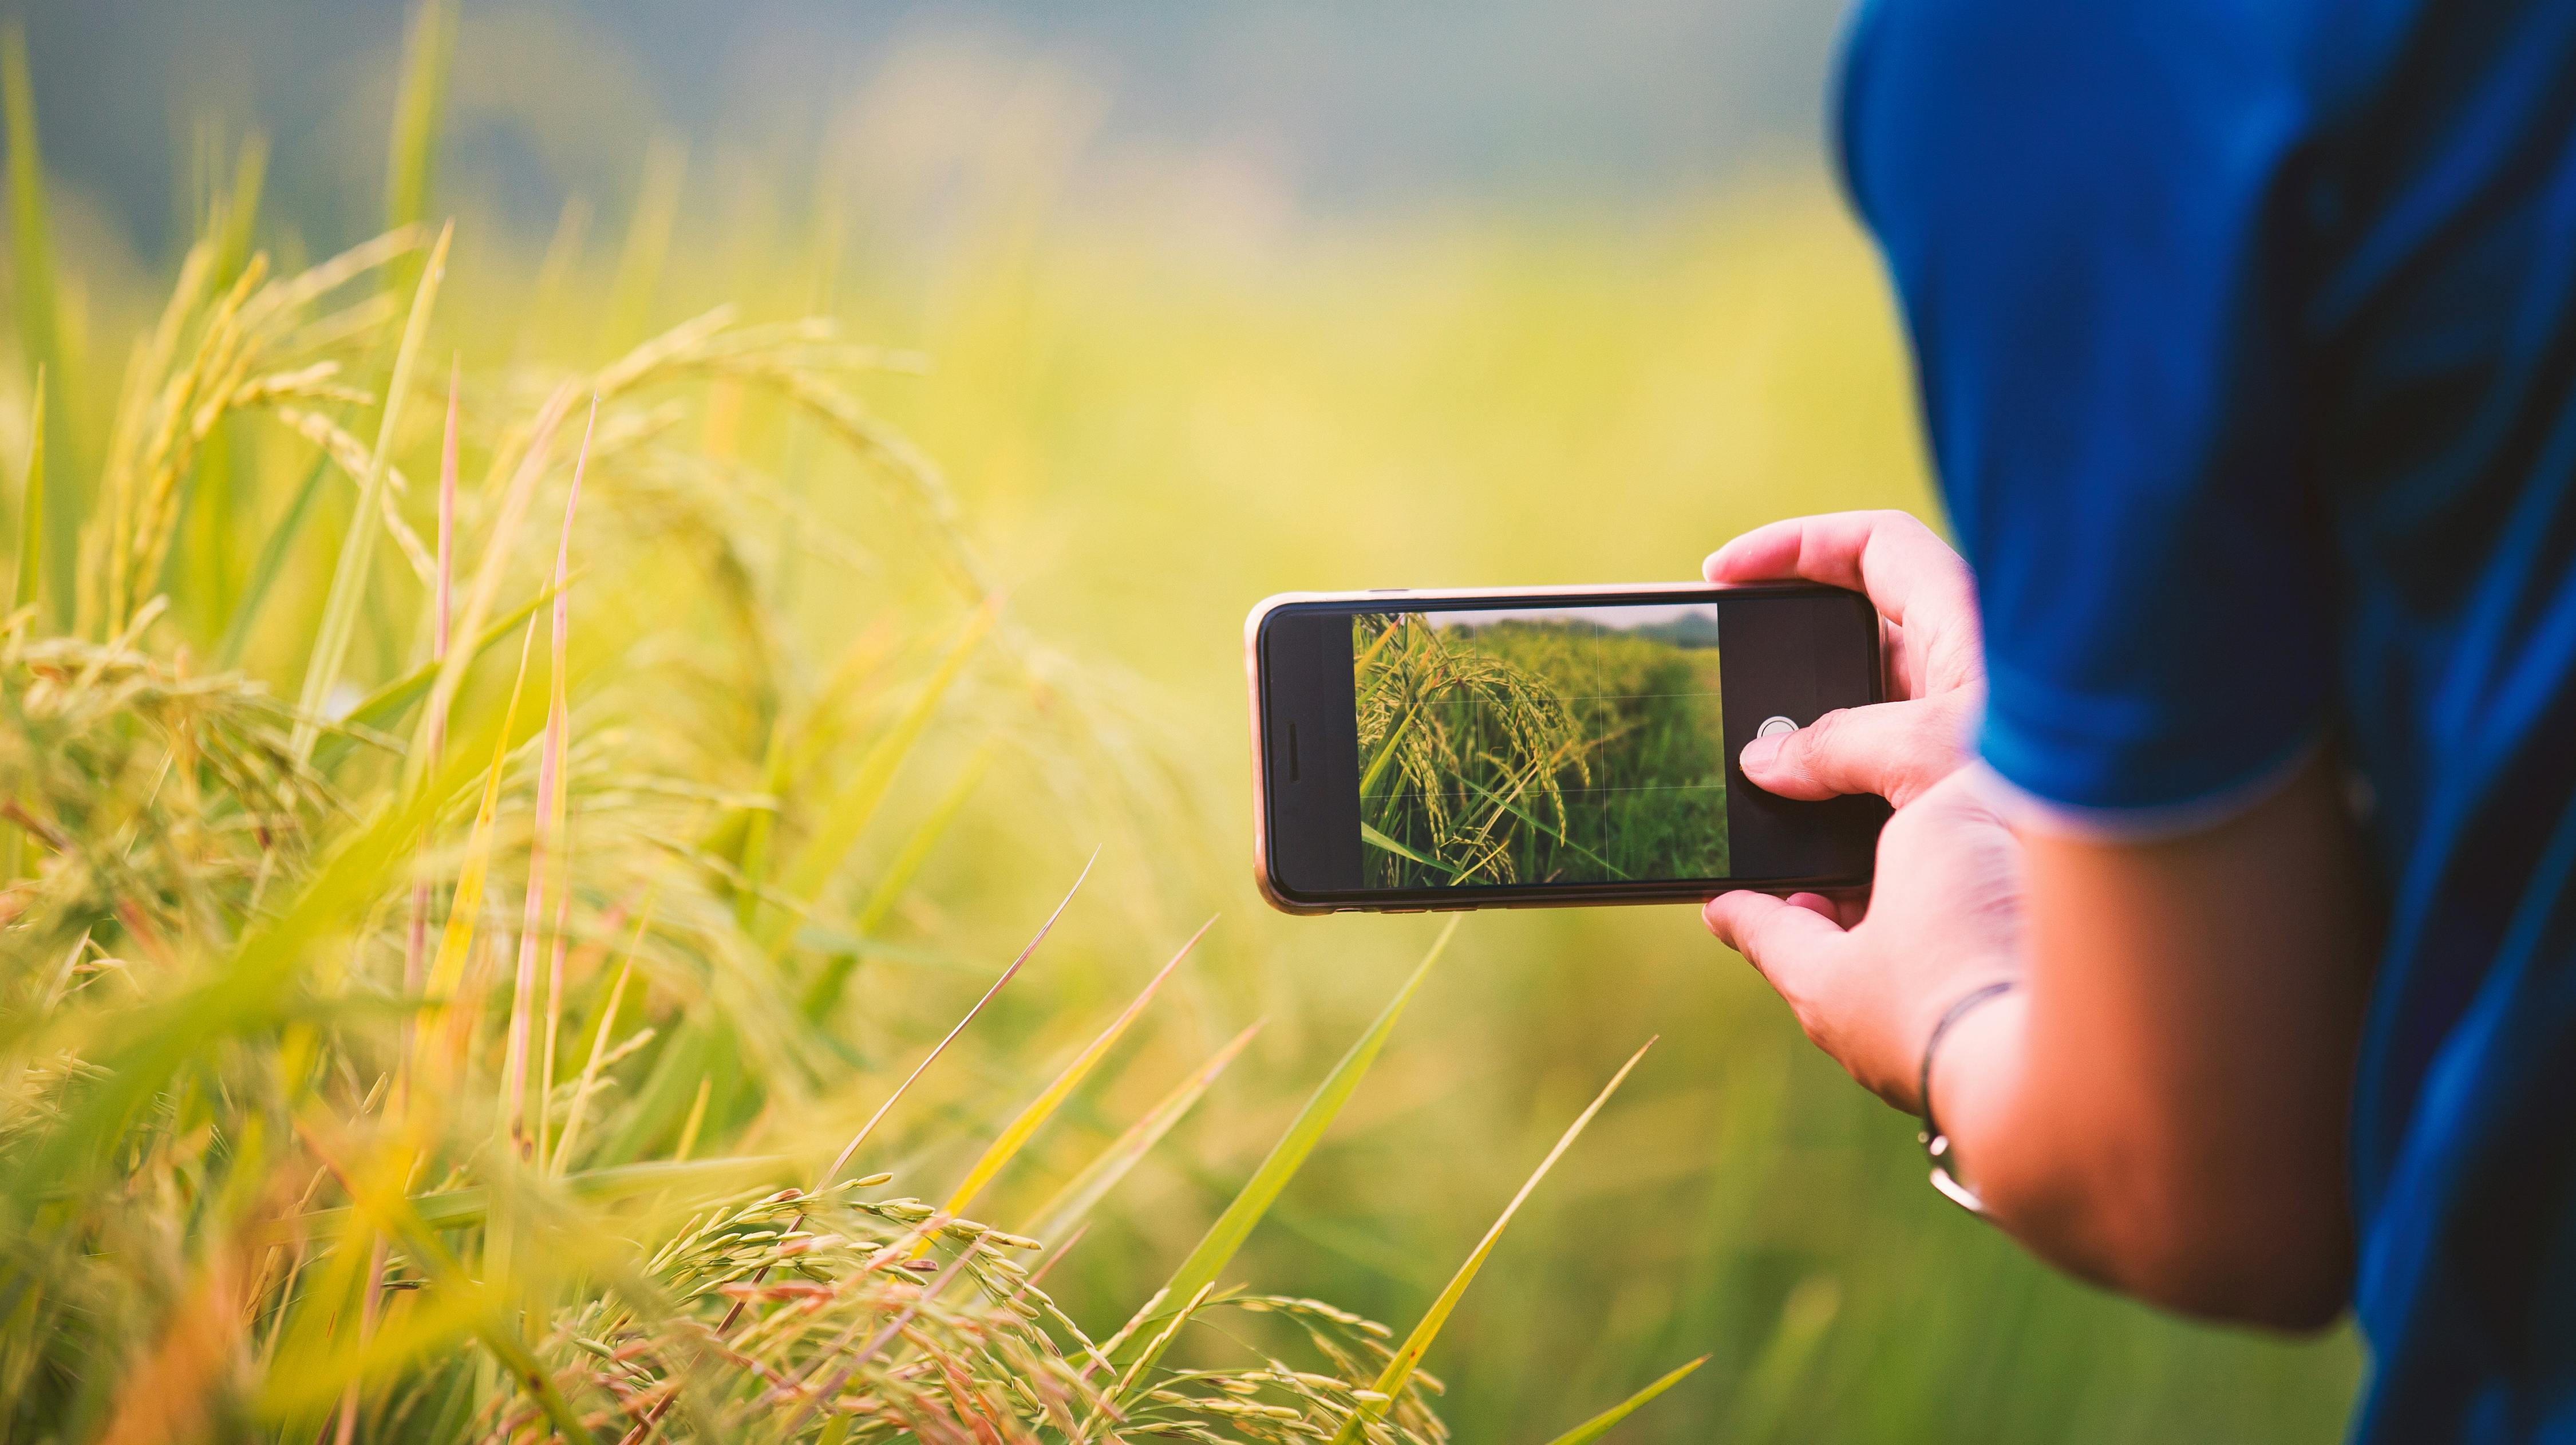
[1967,753,2379,1326]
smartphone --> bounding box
[1246,583,1889,913]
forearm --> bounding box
[1933,758,2376,1328]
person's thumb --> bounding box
[1737,695,1970,809]
[1704,890,1849,1001]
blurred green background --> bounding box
[6,1,2361,1439]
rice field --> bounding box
[1355,611,1729,889]
[0,7,2364,1443]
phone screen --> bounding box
[1352,603,1730,889]
[1254,584,1887,911]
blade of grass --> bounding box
[296,220,452,760]
[604,138,684,347]
[397,362,461,1085]
[1535,1356,1709,1445]
[1091,1281,1216,1432]
[297,1123,588,1442]
[1727,1277,1842,1441]
[753,599,997,956]
[214,131,267,285]
[549,894,654,1175]
[1022,1021,1261,1245]
[501,397,592,1158]
[936,915,1212,1226]
[1112,914,1461,1370]
[413,380,575,783]
[1360,822,1465,880]
[533,401,589,1166]
[3,27,59,390]
[214,449,328,666]
[421,616,540,1073]
[384,0,455,243]
[10,367,39,612]
[816,844,1095,1195]
[268,1154,791,1242]
[2,27,71,623]
[800,743,991,1019]
[311,581,559,772]
[1330,1036,1656,1444]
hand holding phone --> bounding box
[1247,579,1892,913]
[1694,512,2018,1134]
[1704,511,1985,813]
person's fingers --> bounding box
[1704,889,1851,997]
[1704,510,1963,615]
[1702,511,1982,688]
[1783,891,1870,927]
[1737,694,1973,807]
[1784,891,1841,919]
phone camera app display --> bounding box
[1352,604,1730,887]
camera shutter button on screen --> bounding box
[1756,715,1799,740]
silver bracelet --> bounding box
[1917,979,2020,1215]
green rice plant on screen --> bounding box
[1354,609,1729,889]
[1353,611,1589,887]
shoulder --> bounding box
[1836,0,2412,194]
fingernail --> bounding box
[1740,734,1780,772]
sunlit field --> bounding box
[0,10,2361,1442]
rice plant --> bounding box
[0,19,1704,1442]
[1353,614,1728,888]
[1353,613,1593,887]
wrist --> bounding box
[1918,980,2027,1213]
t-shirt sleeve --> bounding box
[1839,0,2339,823]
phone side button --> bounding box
[1385,907,1426,914]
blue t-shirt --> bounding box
[1839,1,2576,1438]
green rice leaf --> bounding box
[937,915,1211,1225]
[1728,1278,1842,1440]
[1022,1020,1261,1246]
[309,578,560,771]
[3,26,70,621]
[266,1154,793,1242]
[10,368,39,613]
[421,616,540,1026]
[1361,821,1465,879]
[298,1146,588,1441]
[755,599,995,956]
[213,451,328,665]
[295,220,451,759]
[1116,915,1461,1367]
[384,0,455,240]
[800,743,991,1018]
[2,29,58,383]
[1535,1356,1708,1445]
[1332,1036,1655,1444]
